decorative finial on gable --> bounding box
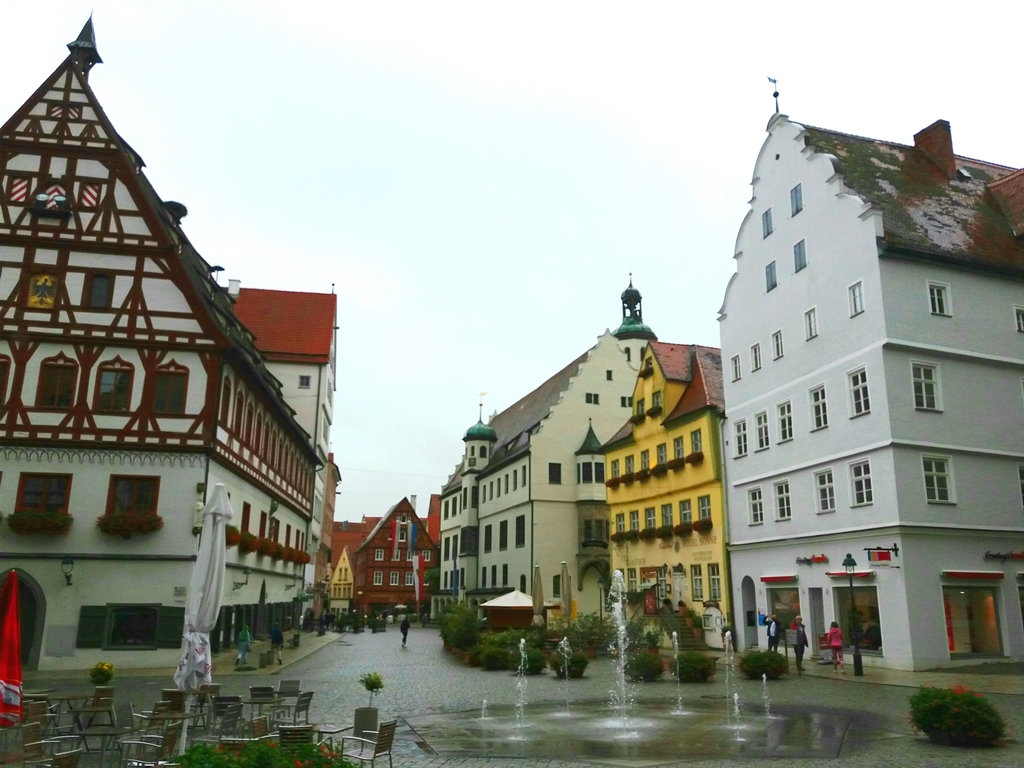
[478,392,487,420]
[768,77,779,113]
[68,15,103,79]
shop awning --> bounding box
[759,575,797,583]
[825,570,875,579]
[940,570,1004,580]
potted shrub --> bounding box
[657,524,674,540]
[481,646,514,670]
[89,661,114,686]
[738,650,788,680]
[96,512,164,538]
[625,651,664,682]
[225,525,241,548]
[524,649,546,675]
[355,672,383,738]
[7,510,73,535]
[643,627,663,652]
[638,528,657,541]
[673,522,693,537]
[692,518,713,534]
[238,531,257,554]
[909,685,1006,746]
[689,610,704,640]
[550,651,589,678]
[675,651,716,682]
[685,451,705,465]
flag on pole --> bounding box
[410,522,418,557]
[391,516,401,561]
[0,571,23,728]
[413,554,425,602]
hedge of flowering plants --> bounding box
[180,741,356,768]
[909,685,1006,746]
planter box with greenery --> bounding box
[524,649,546,674]
[610,531,627,543]
[673,522,693,537]
[625,651,664,682]
[675,651,716,682]
[281,546,298,563]
[646,405,663,417]
[738,650,788,680]
[238,531,257,554]
[605,477,621,489]
[638,528,657,541]
[225,525,241,548]
[7,510,73,536]
[629,413,646,425]
[256,537,276,557]
[651,464,668,477]
[909,685,1006,747]
[180,741,350,768]
[89,661,114,686]
[685,451,705,465]
[639,364,654,378]
[96,512,164,538]
[624,530,639,543]
[440,602,481,651]
[550,651,589,678]
[657,525,674,540]
[692,518,713,534]
[636,468,651,482]
[622,473,636,485]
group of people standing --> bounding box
[233,622,285,667]
[764,614,846,675]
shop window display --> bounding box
[767,587,800,632]
[835,586,883,653]
[943,587,1002,655]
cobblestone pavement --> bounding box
[27,627,1024,768]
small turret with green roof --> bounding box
[463,418,497,443]
[575,420,603,456]
[613,275,657,341]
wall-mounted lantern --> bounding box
[61,556,74,586]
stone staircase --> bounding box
[659,608,708,650]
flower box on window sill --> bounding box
[96,512,164,538]
[638,528,658,541]
[666,457,686,471]
[685,451,705,465]
[610,531,627,543]
[673,522,693,537]
[646,405,663,417]
[636,469,651,482]
[692,519,714,534]
[256,537,278,557]
[629,413,646,425]
[282,546,298,563]
[651,464,668,477]
[238,531,258,554]
[657,525,674,540]
[621,472,635,484]
[225,525,241,548]
[7,510,73,536]
[606,477,622,489]
[297,551,312,565]
[624,530,639,543]
[639,365,654,378]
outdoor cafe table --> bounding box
[73,726,133,768]
[242,697,284,721]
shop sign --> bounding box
[983,550,1024,563]
[795,555,828,566]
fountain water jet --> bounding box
[670,631,687,715]
[480,699,488,720]
[557,636,572,712]
[514,638,528,731]
[608,570,631,736]
[762,673,772,718]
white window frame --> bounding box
[390,571,400,586]
[748,487,764,525]
[848,281,865,317]
[809,384,828,430]
[698,495,711,521]
[423,550,431,562]
[673,437,684,460]
[790,184,803,216]
[762,208,773,238]
[374,548,384,561]
[814,468,836,514]
[774,480,792,521]
[405,571,414,586]
[793,239,807,272]
[731,355,741,382]
[766,261,778,292]
[772,329,784,360]
[777,400,793,442]
[709,563,722,601]
[691,429,703,454]
[911,361,942,411]
[751,343,761,371]
[691,565,704,601]
[1015,306,1024,333]
[679,499,692,523]
[848,367,870,417]
[661,503,673,527]
[928,281,951,317]
[734,419,748,458]
[755,411,770,451]
[373,571,383,586]
[849,459,873,507]
[922,455,955,504]
[804,307,818,340]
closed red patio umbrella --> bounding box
[0,571,22,727]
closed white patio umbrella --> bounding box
[174,483,232,752]
[532,563,545,627]
[560,561,572,617]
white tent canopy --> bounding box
[480,590,534,608]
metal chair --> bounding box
[190,684,220,729]
[276,725,314,752]
[192,705,242,745]
[49,749,83,768]
[217,716,273,751]
[159,690,185,713]
[275,680,301,703]
[274,692,312,726]
[340,720,396,768]
[118,721,181,768]
[208,697,242,732]
[247,687,275,700]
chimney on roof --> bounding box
[914,120,957,179]
[410,495,417,511]
[228,279,241,297]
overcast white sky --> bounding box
[3,2,1022,521]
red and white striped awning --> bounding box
[759,575,797,583]
[940,570,1004,580]
[825,570,875,579]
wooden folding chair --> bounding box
[340,720,396,768]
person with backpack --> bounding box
[236,623,251,666]
[270,623,284,665]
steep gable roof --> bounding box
[356,498,436,553]
[233,289,336,364]
[802,124,1024,273]
[665,345,724,422]
[647,341,692,382]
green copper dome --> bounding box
[613,315,657,340]
[614,276,657,341]
[463,419,498,443]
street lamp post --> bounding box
[843,553,864,677]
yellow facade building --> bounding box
[329,546,355,610]
[603,341,728,648]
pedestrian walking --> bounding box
[792,616,809,675]
[400,614,411,648]
[827,621,845,673]
[236,623,251,666]
[270,622,284,665]
[766,614,780,652]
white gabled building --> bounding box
[0,22,320,670]
[435,282,655,618]
[720,113,1024,669]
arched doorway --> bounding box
[741,576,757,649]
[1,569,46,671]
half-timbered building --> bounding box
[0,22,321,670]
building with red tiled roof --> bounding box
[601,342,727,648]
[231,284,339,614]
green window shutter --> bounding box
[76,606,108,648]
[155,606,186,648]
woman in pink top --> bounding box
[827,621,845,673]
